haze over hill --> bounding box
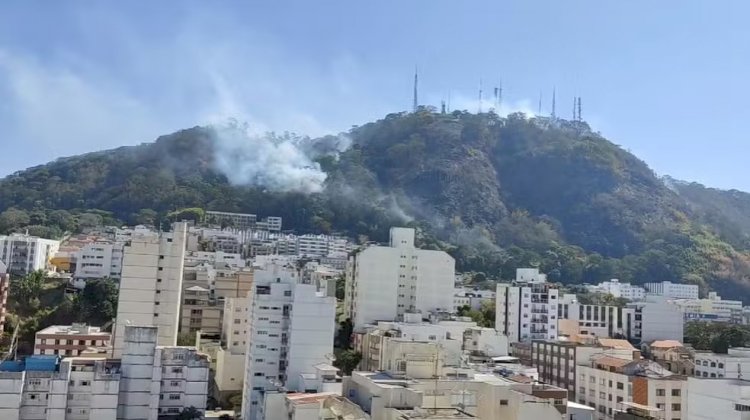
[3,110,750,300]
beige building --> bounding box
[180,260,253,335]
[113,222,188,357]
[213,295,252,403]
[34,324,110,357]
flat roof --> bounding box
[567,401,595,411]
[286,392,338,405]
[36,325,108,336]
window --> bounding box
[671,389,681,397]
[499,400,508,406]
[234,319,241,324]
[171,367,183,374]
[710,362,716,367]
[283,290,292,297]
[169,394,180,400]
[672,404,681,411]
[719,363,724,368]
[617,382,624,390]
[80,380,90,386]
[608,380,612,387]
[170,381,179,387]
[599,392,606,399]
[656,389,665,396]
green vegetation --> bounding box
[333,349,362,376]
[684,321,750,353]
[3,112,750,299]
[5,273,118,355]
[457,301,496,328]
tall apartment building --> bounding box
[113,222,187,357]
[241,262,335,420]
[74,241,124,280]
[496,269,558,343]
[214,295,252,403]
[277,234,352,258]
[558,294,636,339]
[34,324,110,356]
[344,227,454,329]
[0,233,60,275]
[0,261,9,334]
[586,279,645,301]
[118,326,210,419]
[0,326,209,420]
[643,281,699,299]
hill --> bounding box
[3,111,750,300]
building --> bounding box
[577,356,687,420]
[277,234,352,258]
[586,280,645,301]
[646,341,694,376]
[205,211,257,230]
[454,288,496,312]
[496,269,559,343]
[463,327,509,358]
[686,377,750,420]
[626,302,683,344]
[671,292,744,323]
[214,295,252,403]
[0,261,9,334]
[118,325,210,419]
[180,260,253,335]
[113,222,188,357]
[531,338,637,398]
[241,261,336,420]
[344,227,454,329]
[558,294,636,340]
[642,281,699,300]
[344,369,568,420]
[34,324,111,357]
[0,325,209,420]
[73,241,124,281]
[0,233,60,275]
[693,347,750,379]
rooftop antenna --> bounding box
[441,100,446,114]
[538,91,543,115]
[498,79,503,113]
[412,65,418,112]
[573,96,577,121]
[551,87,556,119]
[577,97,582,122]
[478,78,483,113]
[447,90,451,113]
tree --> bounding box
[0,208,30,233]
[335,275,345,300]
[49,210,76,232]
[168,208,205,223]
[334,350,361,375]
[10,270,45,306]
[336,318,354,350]
[77,213,103,231]
[131,208,158,226]
[177,332,196,347]
[177,406,202,419]
[75,279,119,324]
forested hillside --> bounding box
[3,111,750,300]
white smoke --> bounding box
[211,122,328,194]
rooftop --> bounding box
[650,340,683,349]
[36,324,108,336]
[597,338,636,350]
[286,392,339,406]
[593,355,633,369]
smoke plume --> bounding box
[211,121,328,193]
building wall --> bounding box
[643,281,699,299]
[0,234,60,275]
[576,365,631,419]
[686,377,750,420]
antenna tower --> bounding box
[538,91,542,115]
[478,79,483,113]
[441,100,446,114]
[412,66,418,112]
[498,80,503,112]
[551,87,556,118]
[577,97,582,121]
[573,97,577,120]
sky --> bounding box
[1,1,749,190]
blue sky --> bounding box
[1,1,749,190]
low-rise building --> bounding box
[454,288,496,312]
[34,324,111,357]
[643,281,699,300]
[74,241,124,280]
[645,340,694,376]
[672,292,744,324]
[626,302,683,344]
[586,280,645,301]
[463,327,509,358]
[694,347,750,379]
[558,294,636,340]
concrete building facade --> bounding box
[73,241,124,281]
[34,324,110,357]
[113,222,188,357]
[344,227,454,329]
[558,294,636,340]
[0,233,60,275]
[496,269,558,343]
[643,281,699,300]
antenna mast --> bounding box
[412,66,418,112]
[538,91,542,115]
[551,87,556,118]
[577,97,582,121]
[478,78,483,113]
[498,79,503,112]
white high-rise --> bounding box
[496,269,558,343]
[241,261,335,420]
[0,233,60,275]
[344,227,454,328]
[113,223,187,357]
[74,241,124,280]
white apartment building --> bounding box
[0,233,60,275]
[672,291,744,323]
[687,377,750,420]
[626,301,684,344]
[113,222,187,357]
[205,211,257,230]
[586,279,645,301]
[277,234,352,258]
[558,294,636,340]
[643,281,699,299]
[34,324,110,356]
[694,347,750,379]
[496,269,558,343]
[344,227,454,329]
[0,325,209,420]
[241,262,336,420]
[74,241,124,280]
[464,327,509,357]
